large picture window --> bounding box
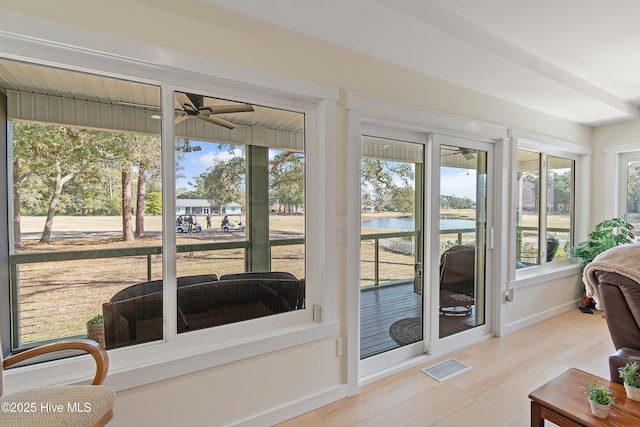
[3,59,163,351]
[516,149,574,269]
[2,61,308,353]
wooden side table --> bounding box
[529,368,640,426]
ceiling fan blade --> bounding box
[198,114,237,129]
[175,92,197,112]
[201,104,255,114]
[116,101,161,110]
[175,113,189,124]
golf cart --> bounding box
[221,222,245,232]
[176,215,202,233]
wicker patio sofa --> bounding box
[102,272,305,349]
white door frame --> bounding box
[346,92,508,394]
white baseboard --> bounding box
[232,384,349,427]
[503,300,579,335]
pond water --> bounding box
[361,217,475,230]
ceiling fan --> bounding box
[442,147,476,160]
[174,92,254,129]
[176,140,201,153]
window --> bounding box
[622,153,640,230]
[516,149,575,269]
[0,19,336,392]
[4,60,163,351]
[170,90,306,339]
[2,57,322,356]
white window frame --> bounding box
[618,151,640,222]
[509,130,590,289]
[0,12,338,393]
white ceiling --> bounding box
[203,0,640,127]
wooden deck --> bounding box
[360,282,476,358]
[360,282,421,358]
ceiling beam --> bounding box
[380,0,640,120]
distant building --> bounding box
[223,202,242,214]
[176,199,244,216]
[176,199,211,215]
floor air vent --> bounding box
[421,358,470,382]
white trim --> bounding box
[502,300,578,336]
[603,140,640,154]
[346,92,509,140]
[0,12,339,394]
[233,384,349,427]
[512,131,590,277]
[347,91,502,389]
[616,151,640,220]
[508,263,580,290]
[345,108,362,396]
[512,129,592,156]
[609,148,640,222]
[0,10,338,103]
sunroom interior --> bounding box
[1,1,640,426]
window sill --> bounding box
[509,261,581,289]
[4,320,339,394]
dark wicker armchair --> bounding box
[439,245,476,315]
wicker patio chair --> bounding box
[1,339,115,426]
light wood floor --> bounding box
[277,308,614,427]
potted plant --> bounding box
[572,217,634,307]
[86,314,105,349]
[619,361,640,401]
[585,380,615,418]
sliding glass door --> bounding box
[358,128,493,377]
[359,128,425,374]
[437,135,492,341]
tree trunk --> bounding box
[40,162,74,244]
[12,158,23,249]
[122,169,134,242]
[135,166,146,237]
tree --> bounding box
[628,161,640,213]
[145,191,162,214]
[548,169,571,214]
[121,170,134,241]
[270,151,304,212]
[199,156,245,211]
[12,123,104,244]
[361,159,414,213]
[12,122,162,244]
[90,131,160,241]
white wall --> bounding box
[505,274,583,334]
[591,120,640,225]
[0,1,595,425]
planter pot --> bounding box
[86,323,105,349]
[624,383,640,401]
[589,400,611,419]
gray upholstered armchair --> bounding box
[1,339,115,426]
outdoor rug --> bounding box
[389,317,422,345]
[390,314,474,344]
[439,313,473,338]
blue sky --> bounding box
[176,141,242,191]
[441,167,477,200]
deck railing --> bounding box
[360,227,476,287]
[9,223,568,348]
